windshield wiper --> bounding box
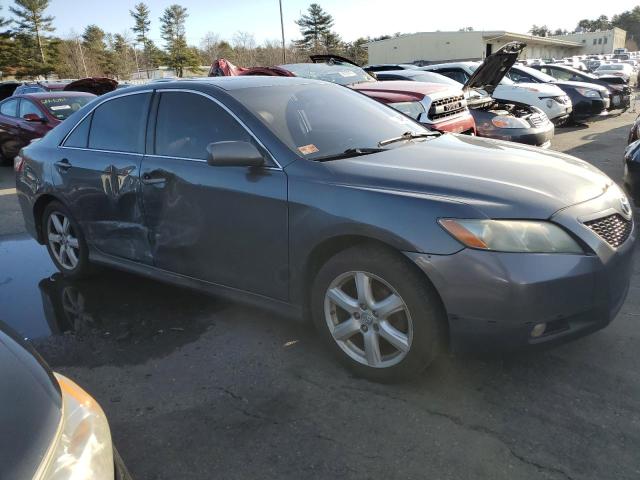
[314,147,387,162]
[378,131,440,147]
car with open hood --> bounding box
[0,321,131,479]
[209,55,476,135]
[507,64,609,122]
[533,64,632,111]
[16,77,636,381]
[376,67,554,148]
[421,42,573,125]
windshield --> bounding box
[517,65,556,82]
[39,95,93,120]
[468,63,514,85]
[598,64,624,70]
[232,83,429,161]
[281,63,376,86]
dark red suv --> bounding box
[0,92,94,165]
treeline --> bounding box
[529,5,640,48]
[0,1,375,80]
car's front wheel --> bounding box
[311,244,446,381]
[43,202,92,278]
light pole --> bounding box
[279,0,286,63]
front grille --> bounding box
[429,95,466,121]
[584,214,632,247]
[529,113,546,128]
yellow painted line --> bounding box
[0,188,17,196]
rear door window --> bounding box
[64,113,92,148]
[18,99,44,119]
[88,93,151,153]
[437,69,468,84]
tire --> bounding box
[311,244,446,382]
[42,201,92,278]
[0,142,12,167]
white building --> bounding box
[365,30,625,65]
[549,28,627,55]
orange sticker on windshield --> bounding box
[298,144,319,155]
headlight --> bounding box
[491,115,530,129]
[439,219,584,253]
[575,87,600,98]
[33,374,114,480]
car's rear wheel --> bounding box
[311,244,446,382]
[43,202,92,278]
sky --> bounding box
[36,0,639,46]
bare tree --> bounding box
[200,31,221,63]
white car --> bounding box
[594,63,633,83]
[421,59,572,124]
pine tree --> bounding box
[130,2,151,75]
[0,6,14,73]
[82,24,109,75]
[160,4,199,77]
[10,0,55,65]
[295,3,337,53]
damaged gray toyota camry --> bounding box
[15,77,636,381]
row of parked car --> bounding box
[208,42,632,152]
[0,41,634,169]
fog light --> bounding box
[531,323,547,338]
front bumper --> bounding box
[474,122,554,147]
[571,97,610,121]
[406,196,636,353]
[425,112,476,135]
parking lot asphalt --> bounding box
[1,110,640,480]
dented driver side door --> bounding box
[54,91,154,264]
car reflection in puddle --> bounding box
[1,234,225,367]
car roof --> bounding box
[422,62,476,70]
[352,80,454,97]
[165,76,320,90]
[17,91,96,100]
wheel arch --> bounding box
[32,193,65,244]
[298,234,449,342]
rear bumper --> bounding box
[406,214,636,353]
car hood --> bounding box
[0,324,61,480]
[464,41,525,94]
[552,80,609,92]
[495,81,565,98]
[325,134,610,219]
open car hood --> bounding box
[63,77,117,95]
[208,58,294,77]
[465,41,525,94]
[309,54,361,67]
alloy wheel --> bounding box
[324,271,413,368]
[47,212,80,270]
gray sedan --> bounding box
[15,77,636,381]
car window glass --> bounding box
[64,113,92,148]
[438,69,468,84]
[0,99,18,117]
[19,99,43,119]
[154,91,252,160]
[89,93,150,153]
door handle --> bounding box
[54,158,72,170]
[141,173,166,185]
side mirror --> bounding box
[23,113,45,123]
[417,112,428,124]
[206,141,265,167]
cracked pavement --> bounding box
[0,109,639,479]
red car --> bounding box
[209,56,476,135]
[0,92,95,165]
